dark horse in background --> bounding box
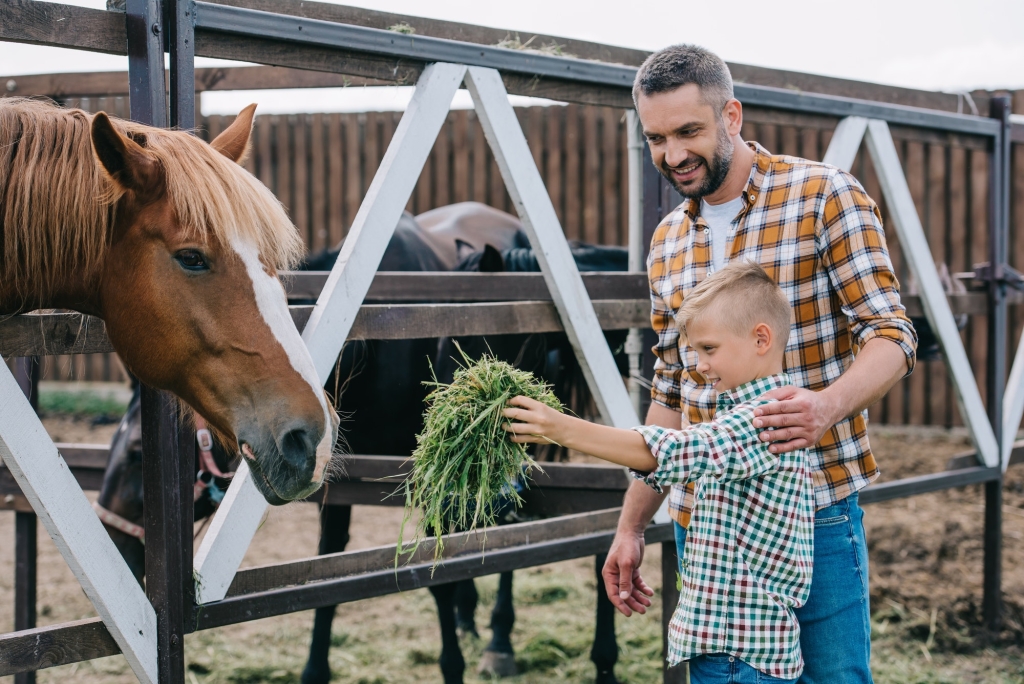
[96,203,629,684]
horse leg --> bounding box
[455,579,479,639]
[590,553,620,684]
[478,570,518,678]
[301,504,352,684]
[429,582,466,684]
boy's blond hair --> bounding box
[676,260,792,350]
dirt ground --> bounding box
[2,419,1024,683]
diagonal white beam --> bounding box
[0,365,158,684]
[464,66,639,429]
[1003,334,1024,468]
[821,116,868,172]
[864,119,999,468]
[192,62,468,604]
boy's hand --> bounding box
[503,396,570,445]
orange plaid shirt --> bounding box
[649,142,917,526]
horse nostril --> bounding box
[278,427,315,473]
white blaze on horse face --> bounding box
[230,237,335,481]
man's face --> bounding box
[636,84,734,200]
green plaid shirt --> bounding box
[632,374,814,679]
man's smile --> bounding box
[670,158,704,183]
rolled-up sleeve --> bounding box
[818,169,918,376]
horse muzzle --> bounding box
[238,420,327,505]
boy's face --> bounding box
[686,314,775,392]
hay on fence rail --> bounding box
[397,345,562,568]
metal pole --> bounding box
[983,94,1011,627]
[983,95,1011,631]
[126,0,167,128]
[625,109,645,415]
[166,0,195,130]
[12,357,39,684]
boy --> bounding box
[503,260,814,683]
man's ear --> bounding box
[722,99,743,137]
[91,112,162,194]
[210,103,257,164]
[754,322,773,355]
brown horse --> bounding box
[0,98,338,504]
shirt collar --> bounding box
[684,141,772,223]
[716,372,790,410]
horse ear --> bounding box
[478,244,505,273]
[455,239,477,263]
[210,103,257,164]
[91,112,161,194]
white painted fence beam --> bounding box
[192,62,468,604]
[864,119,999,469]
[0,365,158,684]
[821,116,867,172]
[464,66,639,429]
[1003,330,1024,469]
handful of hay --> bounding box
[398,348,562,567]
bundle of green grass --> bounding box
[398,348,562,567]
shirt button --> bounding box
[703,227,709,234]
[748,193,756,201]
[706,270,712,276]
[729,656,735,663]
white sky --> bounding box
[2,0,1022,115]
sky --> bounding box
[2,0,1022,115]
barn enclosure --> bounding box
[1,1,1023,684]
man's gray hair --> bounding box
[632,44,734,112]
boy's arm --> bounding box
[503,397,657,471]
[632,403,780,490]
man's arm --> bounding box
[755,170,916,451]
[602,402,682,617]
[753,337,906,451]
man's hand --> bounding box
[752,385,841,453]
[602,529,654,617]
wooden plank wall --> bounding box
[17,95,1024,430]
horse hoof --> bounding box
[594,668,620,684]
[457,624,480,640]
[300,663,331,684]
[477,651,518,678]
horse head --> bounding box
[88,105,339,504]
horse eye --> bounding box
[175,249,209,272]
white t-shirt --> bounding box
[700,196,745,270]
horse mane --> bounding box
[0,97,303,302]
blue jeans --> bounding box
[674,493,872,683]
[689,653,798,683]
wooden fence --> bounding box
[28,93,1024,432]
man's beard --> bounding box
[659,124,733,200]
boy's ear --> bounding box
[754,322,772,355]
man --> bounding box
[604,45,917,683]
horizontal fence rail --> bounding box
[0,509,673,675]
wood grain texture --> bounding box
[0,619,119,676]
[0,0,125,54]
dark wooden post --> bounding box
[141,387,195,684]
[129,2,197,680]
[983,95,1011,630]
[13,357,39,684]
[660,539,685,684]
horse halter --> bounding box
[193,414,234,504]
[92,416,237,543]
